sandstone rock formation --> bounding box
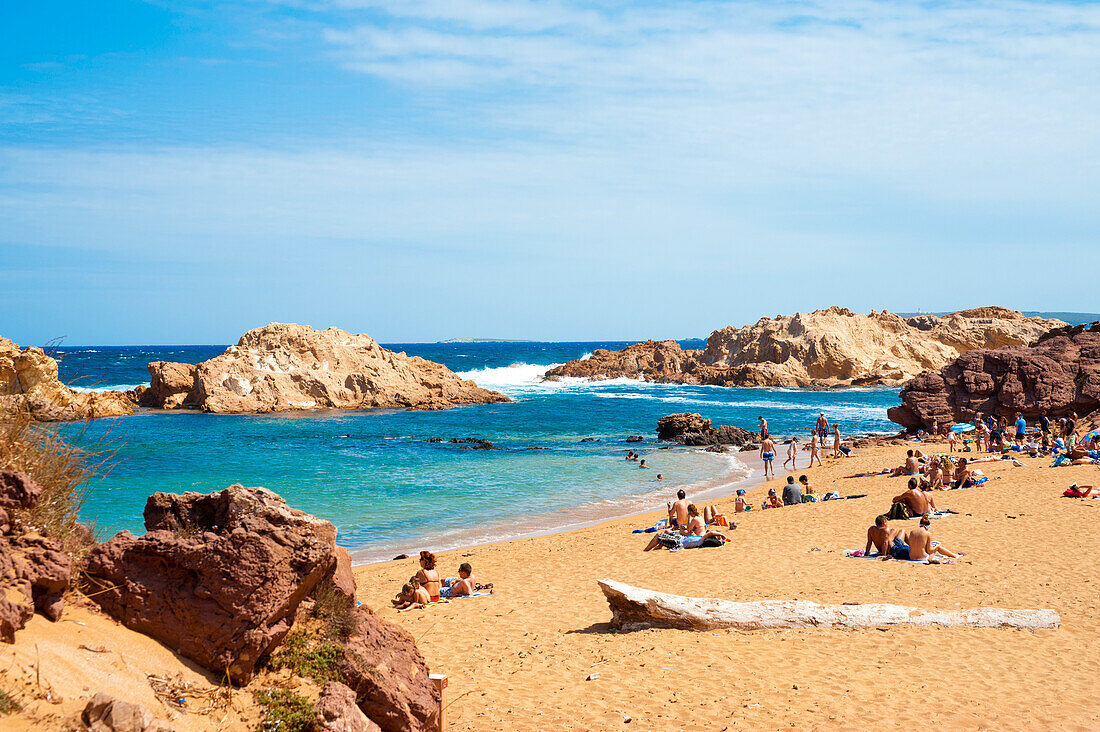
[889,322,1100,431]
[82,692,173,732]
[83,485,339,682]
[655,413,755,447]
[316,682,382,732]
[338,605,440,732]
[0,470,72,642]
[598,580,1060,632]
[0,337,133,421]
[545,308,1065,388]
[141,323,508,413]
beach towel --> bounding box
[633,519,669,534]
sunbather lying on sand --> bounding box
[395,577,432,610]
[1064,483,1095,498]
[440,562,476,598]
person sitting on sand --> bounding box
[440,563,476,598]
[644,503,707,551]
[798,474,815,502]
[783,438,798,470]
[396,577,432,610]
[392,582,416,608]
[905,515,961,562]
[735,489,750,512]
[416,550,442,601]
[925,459,944,490]
[782,475,802,506]
[865,515,901,556]
[760,436,776,478]
[952,458,974,489]
[763,488,783,509]
[1064,483,1096,498]
[668,489,689,527]
[891,477,931,518]
[891,449,920,477]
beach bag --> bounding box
[701,535,725,548]
[886,502,910,521]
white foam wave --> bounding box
[456,362,645,396]
[70,383,145,393]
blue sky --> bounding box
[2,1,1098,345]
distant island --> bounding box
[439,338,538,343]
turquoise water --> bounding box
[53,342,899,562]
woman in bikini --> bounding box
[643,504,708,551]
[416,550,442,601]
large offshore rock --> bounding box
[0,336,134,421]
[142,323,508,413]
[598,580,1060,632]
[83,485,339,682]
[655,413,755,446]
[544,307,1064,388]
[0,471,72,642]
[338,606,439,732]
[889,323,1100,430]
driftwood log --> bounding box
[598,580,1060,631]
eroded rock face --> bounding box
[142,323,508,414]
[0,470,72,642]
[82,692,173,732]
[0,336,134,421]
[83,485,339,682]
[316,682,382,732]
[656,413,755,446]
[888,324,1100,431]
[339,606,439,732]
[545,308,1065,388]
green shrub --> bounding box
[269,630,344,683]
[0,688,21,715]
[253,688,315,732]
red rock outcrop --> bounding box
[338,606,440,732]
[545,308,1065,388]
[82,485,339,682]
[0,470,72,642]
[888,323,1100,431]
[316,682,383,732]
[655,413,755,446]
[0,336,134,421]
[141,323,508,414]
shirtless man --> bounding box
[760,436,776,478]
[905,516,960,561]
[816,412,829,442]
[783,438,798,470]
[758,416,769,439]
[864,515,900,556]
[892,477,931,517]
[925,459,944,490]
[440,563,476,598]
[892,449,920,476]
[667,489,690,527]
[952,458,973,488]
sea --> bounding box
[52,342,900,563]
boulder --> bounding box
[140,324,508,414]
[544,308,1064,388]
[0,470,72,642]
[316,682,382,732]
[655,414,755,447]
[889,324,1100,430]
[82,485,339,682]
[598,580,1060,632]
[82,692,173,732]
[329,546,357,606]
[0,336,134,421]
[656,413,711,441]
[338,606,439,732]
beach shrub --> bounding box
[252,688,315,732]
[0,688,20,715]
[0,407,115,570]
[268,629,344,683]
[310,581,356,641]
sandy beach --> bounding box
[353,441,1100,731]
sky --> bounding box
[1,1,1099,345]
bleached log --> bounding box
[597,580,1060,631]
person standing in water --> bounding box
[809,431,823,467]
[832,424,842,458]
[760,435,776,479]
[758,416,769,439]
[815,413,830,442]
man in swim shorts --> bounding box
[816,412,829,442]
[758,416,769,439]
[760,436,776,478]
[1014,412,1027,447]
[892,477,931,517]
[439,563,475,598]
[864,515,899,556]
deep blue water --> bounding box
[52,342,899,562]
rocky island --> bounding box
[544,307,1064,388]
[132,323,510,413]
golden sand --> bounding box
[353,442,1100,731]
